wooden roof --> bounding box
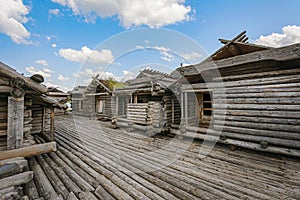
[0,61,66,109]
[177,33,300,83]
[115,69,177,94]
[209,31,271,61]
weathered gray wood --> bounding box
[7,96,24,150]
[182,43,300,76]
[29,157,63,200]
[36,155,69,199]
[78,191,98,200]
[213,103,300,111]
[94,185,115,200]
[214,67,300,81]
[24,179,40,200]
[0,142,56,160]
[67,192,79,200]
[0,62,48,93]
[0,171,33,190]
[49,108,55,141]
[0,86,11,93]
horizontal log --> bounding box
[213,103,300,111]
[188,75,300,90]
[0,142,56,160]
[213,109,300,119]
[214,67,300,81]
[214,119,300,133]
[0,171,33,190]
[172,129,300,157]
[214,87,300,94]
[214,92,300,98]
[214,124,300,140]
[213,97,300,105]
[214,114,300,126]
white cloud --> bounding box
[74,68,104,78]
[44,80,70,92]
[58,46,114,64]
[182,51,202,62]
[136,45,174,62]
[52,43,57,48]
[255,25,300,47]
[0,0,31,44]
[46,36,51,41]
[25,66,54,78]
[57,74,69,81]
[74,68,133,84]
[122,70,135,81]
[35,59,48,66]
[49,8,60,16]
[51,0,191,27]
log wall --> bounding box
[211,67,300,154]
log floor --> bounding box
[28,115,300,199]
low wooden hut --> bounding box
[0,61,64,199]
[0,61,65,151]
[71,75,113,120]
[113,69,180,133]
[176,31,300,157]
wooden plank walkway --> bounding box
[27,115,300,199]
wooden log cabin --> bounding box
[113,69,181,133]
[0,61,66,199]
[0,61,66,151]
[175,31,300,157]
[71,75,113,120]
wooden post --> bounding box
[50,108,55,141]
[172,98,174,124]
[185,92,188,125]
[7,96,24,150]
[115,96,118,116]
[134,95,138,103]
[181,92,184,125]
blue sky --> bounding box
[0,0,299,91]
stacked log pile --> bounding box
[0,157,34,200]
[27,116,300,199]
[126,103,151,125]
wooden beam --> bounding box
[184,93,188,125]
[7,96,24,150]
[0,142,56,160]
[50,108,55,141]
[0,171,33,190]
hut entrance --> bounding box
[196,92,212,128]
